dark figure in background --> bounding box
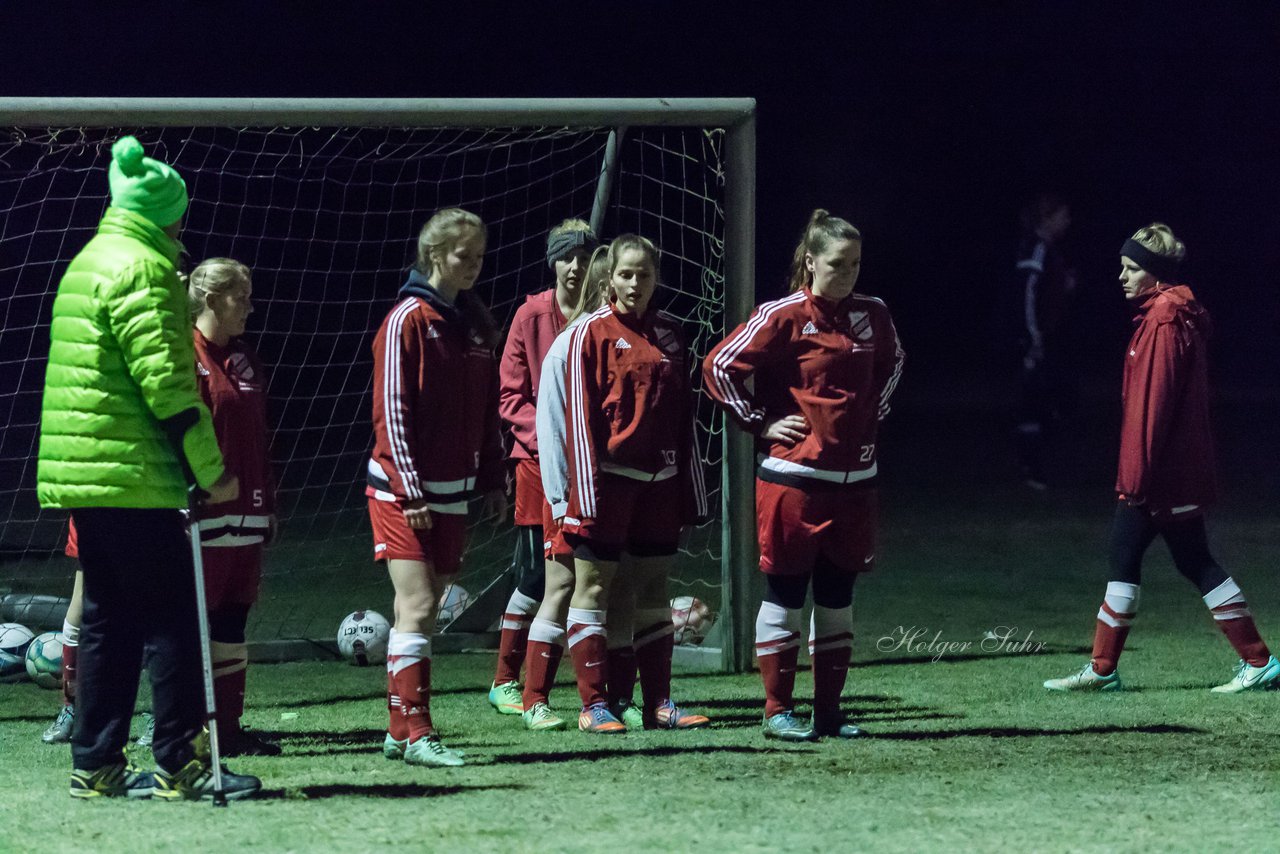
[1013,194,1075,489]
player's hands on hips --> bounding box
[479,488,507,522]
[762,414,809,447]
[403,498,433,530]
[207,471,240,504]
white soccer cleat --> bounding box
[1210,655,1280,694]
[1043,662,1122,692]
[404,734,466,767]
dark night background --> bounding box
[3,1,1278,496]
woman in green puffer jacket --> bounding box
[37,136,259,802]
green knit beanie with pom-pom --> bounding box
[107,136,188,228]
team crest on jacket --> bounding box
[848,310,873,341]
[229,351,260,391]
[653,325,681,356]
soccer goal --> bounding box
[0,98,758,673]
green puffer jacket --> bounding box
[37,207,225,509]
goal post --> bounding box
[0,97,757,674]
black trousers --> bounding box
[72,507,203,772]
[1108,502,1228,596]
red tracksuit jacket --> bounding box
[367,275,505,513]
[1115,285,1218,511]
[193,329,274,545]
[703,288,904,487]
[499,287,566,461]
[564,303,708,523]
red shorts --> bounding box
[542,500,572,563]
[561,473,683,556]
[202,543,263,609]
[756,478,877,575]
[367,497,468,575]
[513,459,546,526]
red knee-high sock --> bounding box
[633,608,674,711]
[1091,582,1139,676]
[60,619,79,707]
[810,606,853,717]
[756,602,802,718]
[386,629,409,740]
[389,632,433,741]
[607,646,637,706]
[211,640,248,732]
[567,608,608,708]
[1205,578,1271,667]
[522,618,566,710]
[495,589,538,685]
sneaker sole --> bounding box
[69,787,154,800]
[762,729,818,742]
[525,720,568,731]
[153,785,259,802]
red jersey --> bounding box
[1115,285,1218,511]
[704,288,904,487]
[499,287,567,460]
[367,275,504,514]
[193,329,274,546]
[564,303,708,524]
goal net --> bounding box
[0,99,756,670]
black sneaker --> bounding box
[43,704,75,744]
[152,757,261,802]
[69,753,154,800]
[220,726,282,757]
[812,713,866,739]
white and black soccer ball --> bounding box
[0,622,35,679]
[437,584,470,626]
[337,610,391,666]
[671,596,715,646]
[24,631,64,689]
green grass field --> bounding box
[3,391,1277,852]
[2,477,1278,853]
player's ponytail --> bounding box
[786,208,861,293]
[567,243,613,324]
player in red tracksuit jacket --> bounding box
[704,209,904,742]
[561,234,710,734]
[1044,223,1278,694]
[487,219,599,719]
[367,209,507,767]
[187,257,279,755]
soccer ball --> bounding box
[0,623,35,678]
[24,631,64,689]
[438,584,470,626]
[337,610,391,666]
[671,596,715,645]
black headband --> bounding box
[1120,238,1181,283]
[546,230,599,269]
